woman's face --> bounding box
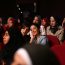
[7,19,13,27]
[50,20,56,27]
[11,54,27,65]
[30,25,38,36]
[3,31,10,45]
[33,16,39,23]
[21,26,29,36]
[41,19,46,26]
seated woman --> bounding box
[40,18,48,35]
[20,22,30,44]
[1,27,23,65]
[29,23,48,46]
[11,44,60,65]
[47,16,64,43]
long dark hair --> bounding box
[2,27,23,65]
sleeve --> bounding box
[39,36,48,46]
[55,27,64,41]
[46,26,54,36]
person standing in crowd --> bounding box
[47,16,64,43]
[11,44,60,65]
[29,23,48,46]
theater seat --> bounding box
[47,35,60,47]
[51,44,65,65]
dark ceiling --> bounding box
[0,0,65,17]
[16,0,65,17]
[0,0,16,17]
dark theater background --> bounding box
[0,0,65,17]
[0,0,16,17]
[38,0,65,17]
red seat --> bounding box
[47,35,60,47]
[51,44,65,65]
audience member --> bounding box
[1,27,23,65]
[30,23,48,46]
[62,18,65,28]
[0,15,65,65]
[47,16,64,43]
[20,22,30,44]
[62,18,65,41]
[7,17,15,28]
[40,18,48,35]
[0,17,3,26]
[33,15,41,25]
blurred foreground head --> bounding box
[11,44,60,65]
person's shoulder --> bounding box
[58,26,64,30]
[46,26,50,30]
[47,26,50,29]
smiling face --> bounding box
[21,26,29,36]
[30,25,39,36]
[3,31,10,45]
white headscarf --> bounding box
[15,48,33,65]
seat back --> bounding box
[51,44,65,65]
[47,35,60,47]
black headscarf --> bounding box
[23,44,60,65]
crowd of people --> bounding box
[0,15,65,65]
